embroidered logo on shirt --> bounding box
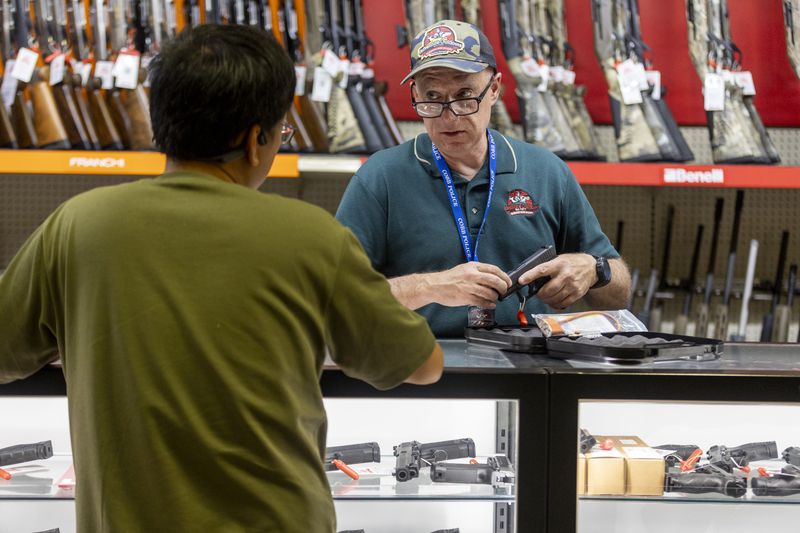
[418,25,465,58]
[505,189,539,216]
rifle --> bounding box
[786,0,800,80]
[7,0,39,147]
[125,0,155,150]
[713,189,744,341]
[760,231,789,342]
[393,438,476,482]
[773,264,796,343]
[498,0,567,156]
[17,0,71,148]
[673,224,704,336]
[66,0,103,150]
[696,197,724,338]
[39,0,94,150]
[729,239,758,342]
[341,0,389,150]
[104,0,135,149]
[0,0,19,148]
[353,0,402,146]
[636,268,658,330]
[625,0,693,162]
[288,0,330,152]
[86,0,125,149]
[430,455,515,486]
[591,0,661,162]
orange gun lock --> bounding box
[332,459,359,481]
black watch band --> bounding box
[590,255,612,289]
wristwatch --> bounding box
[590,255,612,289]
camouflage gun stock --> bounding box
[592,0,660,162]
[786,0,800,79]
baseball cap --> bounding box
[401,20,497,84]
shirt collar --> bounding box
[412,129,518,179]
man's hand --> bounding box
[518,253,596,310]
[388,262,511,310]
[430,262,512,308]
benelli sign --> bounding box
[663,168,724,184]
[69,157,127,169]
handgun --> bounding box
[707,441,778,472]
[429,455,515,486]
[499,245,557,300]
[665,471,747,498]
[0,440,53,467]
[393,438,476,482]
[324,442,380,471]
[579,429,597,454]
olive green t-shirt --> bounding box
[0,172,436,532]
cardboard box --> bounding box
[577,454,586,495]
[585,446,625,495]
[611,436,665,496]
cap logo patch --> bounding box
[505,189,540,216]
[419,25,465,58]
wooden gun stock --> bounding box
[44,66,93,150]
[296,95,328,152]
[0,102,18,148]
[30,69,71,149]
[11,87,39,148]
[87,80,124,150]
[287,104,313,152]
[71,75,102,150]
[122,81,154,150]
[107,88,133,149]
[373,81,403,145]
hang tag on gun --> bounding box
[94,61,115,90]
[113,52,141,90]
[48,53,66,86]
[616,59,643,105]
[704,73,725,111]
[1,61,18,108]
[294,65,307,96]
[310,67,333,103]
[734,71,756,96]
[11,48,39,83]
[645,70,661,100]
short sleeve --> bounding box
[335,174,389,271]
[558,167,619,258]
[0,223,60,383]
[324,229,436,391]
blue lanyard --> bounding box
[432,130,497,263]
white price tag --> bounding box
[321,49,341,77]
[348,59,365,77]
[95,60,115,90]
[520,57,541,79]
[645,70,661,100]
[294,65,307,96]
[1,61,18,108]
[337,59,350,89]
[616,59,643,105]
[11,48,39,83]
[735,71,756,96]
[536,64,550,92]
[361,67,375,80]
[704,73,725,111]
[113,53,140,89]
[634,62,648,90]
[79,62,92,86]
[562,70,576,86]
[49,53,66,85]
[550,65,564,83]
[310,66,333,103]
[721,69,734,84]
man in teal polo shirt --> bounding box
[336,20,631,337]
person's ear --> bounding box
[244,125,262,167]
[491,72,502,103]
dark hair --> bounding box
[148,24,295,160]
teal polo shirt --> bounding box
[336,129,618,337]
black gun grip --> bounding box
[500,245,557,300]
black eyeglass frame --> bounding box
[201,120,295,163]
[410,75,497,119]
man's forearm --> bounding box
[388,273,438,310]
[583,258,631,310]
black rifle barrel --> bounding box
[660,205,675,286]
[722,190,745,306]
[498,0,522,59]
[703,198,725,305]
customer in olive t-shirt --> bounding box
[0,25,442,533]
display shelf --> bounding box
[2,150,800,187]
[581,494,800,505]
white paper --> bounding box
[294,65,307,96]
[634,62,648,90]
[520,57,541,79]
[617,59,643,105]
[536,64,550,92]
[735,71,756,96]
[337,59,350,89]
[11,48,39,83]
[348,60,365,77]
[94,60,115,90]
[310,66,333,103]
[321,49,341,77]
[645,70,661,100]
[704,73,725,111]
[113,53,140,89]
[562,69,576,86]
[623,447,663,460]
[550,65,565,83]
[49,53,66,86]
[79,62,92,87]
[1,60,19,108]
[361,68,374,80]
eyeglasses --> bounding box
[280,121,295,145]
[411,76,496,118]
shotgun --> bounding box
[66,0,102,149]
[696,198,724,338]
[87,0,125,149]
[127,0,155,150]
[786,0,800,79]
[6,0,39,148]
[18,0,71,148]
[673,224,704,336]
[730,239,758,342]
[105,0,135,149]
[713,189,744,341]
[773,264,795,343]
[760,231,789,342]
[0,0,20,148]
